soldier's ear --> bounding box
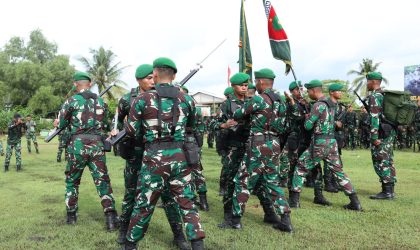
[171,73,176,81]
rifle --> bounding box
[109,39,227,146]
[354,90,369,112]
[44,83,115,143]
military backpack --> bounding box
[382,90,417,126]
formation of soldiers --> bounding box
[4,59,417,250]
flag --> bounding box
[264,0,292,75]
[227,65,231,86]
[239,0,252,80]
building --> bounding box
[192,91,225,116]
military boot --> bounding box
[66,211,77,225]
[369,182,393,200]
[343,193,362,211]
[191,239,204,250]
[262,202,281,224]
[16,164,22,172]
[313,188,332,206]
[230,216,243,229]
[324,171,339,193]
[198,192,209,211]
[121,241,137,250]
[217,204,232,228]
[35,143,39,154]
[116,220,129,244]
[4,164,9,172]
[391,183,396,198]
[272,213,293,233]
[170,222,190,250]
[288,191,300,208]
[105,211,120,232]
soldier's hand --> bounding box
[221,119,237,128]
[53,119,59,127]
[110,129,119,137]
[284,91,295,105]
[373,139,381,146]
[336,121,343,128]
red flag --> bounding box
[227,65,231,86]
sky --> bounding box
[2,0,420,97]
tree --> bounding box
[25,29,58,64]
[28,86,62,115]
[347,58,388,95]
[78,46,128,100]
[322,79,356,106]
[3,36,26,63]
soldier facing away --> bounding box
[25,114,39,154]
[4,113,24,171]
[54,71,119,230]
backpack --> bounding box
[382,90,417,126]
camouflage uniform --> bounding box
[291,97,356,196]
[344,110,357,149]
[0,140,3,156]
[190,107,207,195]
[206,116,215,148]
[359,110,370,148]
[25,120,39,153]
[231,89,291,220]
[367,88,397,184]
[57,129,71,162]
[4,121,24,171]
[57,89,117,215]
[125,83,205,244]
[209,114,229,195]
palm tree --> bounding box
[79,46,128,100]
[347,58,388,95]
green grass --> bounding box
[0,137,419,249]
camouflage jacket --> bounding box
[286,96,309,134]
[7,121,24,144]
[117,87,140,130]
[127,83,196,143]
[195,107,206,135]
[233,88,287,136]
[344,111,357,127]
[57,89,110,136]
[25,120,36,135]
[304,96,335,137]
[367,88,384,141]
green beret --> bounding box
[230,72,250,85]
[73,71,91,82]
[248,83,256,90]
[224,87,234,96]
[289,81,301,91]
[153,57,177,73]
[304,79,323,89]
[366,72,382,80]
[135,64,153,79]
[254,68,276,79]
[328,83,344,92]
[181,86,189,94]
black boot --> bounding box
[391,183,396,198]
[272,213,293,233]
[217,204,232,228]
[313,188,332,206]
[343,193,362,211]
[262,203,281,224]
[16,164,21,172]
[66,211,77,225]
[121,241,137,250]
[230,216,242,229]
[116,220,129,244]
[191,239,204,250]
[35,143,39,154]
[218,185,226,196]
[369,182,393,200]
[4,164,9,172]
[105,211,120,232]
[324,171,339,193]
[170,222,190,250]
[198,192,209,211]
[288,191,300,208]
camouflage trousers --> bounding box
[0,140,3,155]
[126,143,205,243]
[191,161,207,194]
[222,145,246,210]
[232,137,290,217]
[57,135,69,161]
[4,142,22,168]
[292,138,355,195]
[371,132,397,184]
[347,126,356,148]
[65,137,116,213]
[219,150,229,191]
[26,132,39,153]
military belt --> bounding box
[145,141,184,151]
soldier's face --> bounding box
[331,90,342,99]
[233,84,248,97]
[291,88,301,98]
[307,89,316,100]
[140,74,154,91]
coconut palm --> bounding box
[79,46,128,100]
[347,58,388,95]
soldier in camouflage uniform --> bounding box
[289,80,362,211]
[359,106,370,149]
[344,106,357,150]
[124,58,205,250]
[4,113,24,171]
[25,115,39,154]
[414,100,420,151]
[366,72,397,200]
[220,69,293,232]
[54,71,119,230]
[57,128,71,162]
[0,140,4,156]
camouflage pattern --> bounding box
[231,89,290,217]
[4,121,24,169]
[126,83,205,242]
[57,89,116,213]
[0,140,3,156]
[209,114,229,193]
[191,107,207,194]
[291,97,355,195]
[25,120,39,153]
[359,110,370,148]
[367,88,397,183]
[57,129,71,162]
[344,110,357,149]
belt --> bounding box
[145,141,184,150]
[251,134,278,143]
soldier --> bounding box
[53,71,119,230]
[124,58,205,250]
[0,140,4,156]
[366,72,397,199]
[220,68,293,232]
[56,128,71,162]
[359,106,370,149]
[289,80,362,211]
[180,86,209,211]
[25,114,39,154]
[414,100,420,151]
[344,106,357,150]
[4,113,24,171]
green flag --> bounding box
[239,0,252,80]
[263,0,292,75]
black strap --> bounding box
[157,94,163,138]
[263,91,281,133]
[154,84,181,139]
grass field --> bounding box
[0,136,419,250]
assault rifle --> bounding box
[44,83,115,143]
[354,90,369,112]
